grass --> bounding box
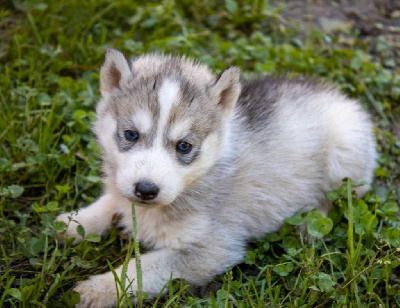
[1,0,399,306]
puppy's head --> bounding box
[94,49,241,207]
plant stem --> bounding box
[347,179,354,263]
[132,203,143,307]
[347,179,355,298]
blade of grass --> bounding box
[108,260,133,308]
[132,203,143,306]
[346,178,355,299]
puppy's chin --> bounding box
[128,197,176,209]
[131,200,163,209]
[119,189,177,208]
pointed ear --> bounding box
[100,48,133,96]
[210,67,241,116]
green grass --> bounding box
[1,0,399,306]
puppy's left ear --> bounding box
[210,67,241,116]
[100,48,133,96]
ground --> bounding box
[274,0,400,62]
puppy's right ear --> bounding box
[100,49,133,96]
[209,67,241,117]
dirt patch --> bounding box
[272,0,400,67]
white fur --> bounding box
[157,79,180,136]
[169,118,193,141]
[94,114,118,160]
[131,108,153,134]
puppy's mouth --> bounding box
[127,195,173,209]
[131,199,162,208]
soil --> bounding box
[271,0,400,67]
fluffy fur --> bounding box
[56,49,376,307]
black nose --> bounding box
[134,182,159,200]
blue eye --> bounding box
[176,141,192,154]
[124,130,139,141]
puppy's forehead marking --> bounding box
[157,79,180,142]
[132,108,153,134]
[158,79,180,113]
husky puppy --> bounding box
[56,49,376,307]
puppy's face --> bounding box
[95,50,241,207]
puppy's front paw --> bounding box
[74,273,118,308]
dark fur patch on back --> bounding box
[236,77,281,129]
[237,77,326,129]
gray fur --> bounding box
[56,50,377,307]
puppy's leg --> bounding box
[75,245,243,307]
[56,193,130,244]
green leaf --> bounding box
[306,210,324,238]
[45,301,69,308]
[0,187,9,196]
[33,3,48,10]
[354,200,369,218]
[379,201,398,216]
[225,0,238,15]
[264,233,281,242]
[375,187,388,202]
[54,220,67,232]
[32,202,47,213]
[383,228,400,247]
[85,233,101,243]
[7,185,24,198]
[317,272,335,291]
[0,157,11,172]
[72,256,97,269]
[57,155,76,168]
[306,210,333,238]
[245,250,257,265]
[61,290,81,307]
[85,175,102,183]
[326,190,340,200]
[262,241,270,252]
[56,185,70,194]
[282,236,299,255]
[20,285,35,302]
[8,288,22,301]
[284,212,305,225]
[29,258,43,266]
[76,225,85,239]
[36,93,52,106]
[353,180,369,187]
[359,211,377,233]
[280,222,293,237]
[58,76,74,89]
[141,18,158,28]
[309,285,319,291]
[315,218,333,235]
[273,263,294,277]
[46,201,59,211]
[27,237,44,255]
